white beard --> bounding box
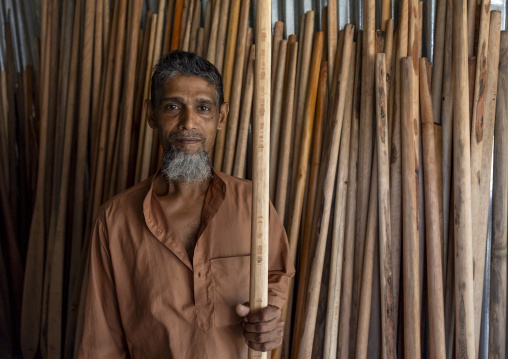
[161,133,212,184]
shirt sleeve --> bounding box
[78,210,129,359]
[267,202,296,310]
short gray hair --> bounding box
[150,50,224,107]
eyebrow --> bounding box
[160,97,216,106]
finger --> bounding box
[243,325,284,344]
[243,317,283,333]
[245,338,283,352]
[235,303,250,318]
[245,305,281,323]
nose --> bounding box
[179,108,197,130]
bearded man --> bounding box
[78,51,294,358]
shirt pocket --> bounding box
[210,255,250,327]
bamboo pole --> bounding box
[271,21,284,96]
[206,0,220,65]
[327,0,337,89]
[214,0,231,74]
[189,0,202,53]
[297,25,353,359]
[203,1,212,56]
[178,1,188,50]
[488,30,508,359]
[324,45,356,359]
[249,0,270,357]
[452,0,475,356]
[162,0,175,55]
[420,58,447,359]
[171,0,184,50]
[382,0,391,31]
[401,56,421,359]
[432,0,447,126]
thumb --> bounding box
[235,303,250,318]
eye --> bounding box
[165,104,179,111]
[198,105,210,112]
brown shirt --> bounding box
[78,170,295,358]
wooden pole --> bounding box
[432,0,448,126]
[489,30,508,359]
[170,0,184,51]
[271,21,284,96]
[273,41,298,221]
[327,0,337,89]
[374,53,395,359]
[420,58,447,359]
[452,0,475,356]
[337,33,362,359]
[249,0,270,357]
[297,25,353,359]
[401,56,421,359]
[206,0,220,64]
[323,45,356,359]
[221,0,250,175]
[214,0,231,74]
[471,11,501,355]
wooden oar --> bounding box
[489,29,508,359]
[420,58,446,359]
[452,0,475,356]
[249,0,270,357]
[323,44,356,359]
[297,25,353,359]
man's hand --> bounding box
[235,303,284,352]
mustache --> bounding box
[167,130,206,142]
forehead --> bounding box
[161,75,217,101]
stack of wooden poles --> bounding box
[1,0,507,358]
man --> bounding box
[78,51,294,358]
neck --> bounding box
[154,173,211,198]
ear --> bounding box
[145,99,157,129]
[217,102,229,131]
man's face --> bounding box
[147,75,228,160]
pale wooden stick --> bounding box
[468,56,476,129]
[467,0,479,56]
[432,0,447,125]
[232,44,255,179]
[382,0,391,31]
[297,25,353,359]
[273,41,297,222]
[452,0,475,356]
[213,0,241,171]
[220,0,249,174]
[214,0,231,73]
[189,0,201,53]
[488,30,508,359]
[327,0,337,89]
[170,0,184,50]
[249,0,270,357]
[444,206,456,358]
[355,146,379,359]
[351,0,377,354]
[206,0,220,64]
[271,21,284,96]
[290,11,314,193]
[401,56,421,359]
[471,10,500,356]
[374,53,396,359]
[420,58,447,359]
[268,40,287,197]
[323,45,356,359]
[337,34,362,359]
[441,0,454,283]
[286,31,324,273]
